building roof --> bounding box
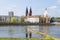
[24,15,42,18]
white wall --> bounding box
[25,18,39,23]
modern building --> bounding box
[9,11,14,17]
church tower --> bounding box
[29,7,32,16]
[26,7,28,16]
[44,8,50,23]
[44,8,49,17]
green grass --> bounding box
[0,38,54,40]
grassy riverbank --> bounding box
[0,22,54,26]
[0,38,41,40]
[0,38,53,40]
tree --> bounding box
[11,17,17,22]
[20,16,25,23]
[39,16,45,23]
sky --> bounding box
[0,0,60,17]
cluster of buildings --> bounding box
[24,7,50,23]
[0,11,20,22]
[0,7,50,23]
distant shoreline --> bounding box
[0,22,55,26]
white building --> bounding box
[43,8,50,23]
[25,16,39,23]
[24,7,50,23]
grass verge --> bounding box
[0,38,54,40]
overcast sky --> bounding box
[0,0,60,17]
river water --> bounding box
[0,25,60,38]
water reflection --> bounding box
[39,26,49,33]
[26,26,41,38]
[0,25,60,38]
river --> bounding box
[0,25,60,38]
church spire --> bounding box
[26,7,28,16]
[29,7,32,16]
[44,8,49,17]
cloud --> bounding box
[48,6,57,10]
[56,0,60,4]
[57,0,60,3]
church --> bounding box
[24,7,50,23]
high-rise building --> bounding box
[9,11,14,17]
